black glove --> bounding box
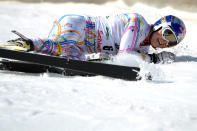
[7,30,34,52]
[149,51,175,64]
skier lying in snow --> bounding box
[5,13,186,64]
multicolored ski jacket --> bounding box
[32,13,151,60]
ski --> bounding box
[0,59,95,76]
[0,48,141,81]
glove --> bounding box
[149,51,175,64]
[6,30,34,52]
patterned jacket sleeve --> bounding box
[118,13,150,54]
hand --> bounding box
[149,51,175,64]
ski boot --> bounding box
[0,30,34,52]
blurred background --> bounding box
[0,0,197,12]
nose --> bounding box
[160,37,168,47]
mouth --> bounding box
[158,39,162,45]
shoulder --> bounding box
[119,13,148,26]
[121,13,145,19]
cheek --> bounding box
[151,33,158,44]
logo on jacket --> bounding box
[97,30,103,52]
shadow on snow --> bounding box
[175,55,197,62]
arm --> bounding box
[148,51,176,64]
[138,51,176,64]
[117,14,175,64]
[118,15,138,53]
[118,13,148,53]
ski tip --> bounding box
[11,30,17,33]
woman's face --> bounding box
[150,28,169,48]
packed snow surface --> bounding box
[0,1,197,131]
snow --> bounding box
[0,1,197,131]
